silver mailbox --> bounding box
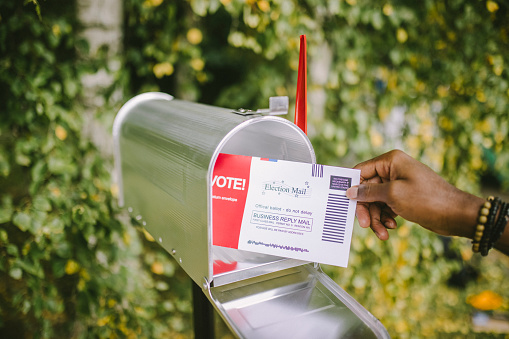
[113,92,389,338]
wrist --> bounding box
[446,190,484,239]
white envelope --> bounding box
[212,153,360,267]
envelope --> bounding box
[212,153,360,267]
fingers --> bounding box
[346,182,391,203]
[369,203,389,240]
[355,202,371,229]
[353,150,407,181]
[354,201,397,240]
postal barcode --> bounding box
[311,164,323,178]
[321,194,348,244]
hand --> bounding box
[346,150,484,240]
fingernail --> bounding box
[346,186,358,199]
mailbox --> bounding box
[113,92,389,338]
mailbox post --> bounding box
[113,92,390,338]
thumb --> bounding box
[346,182,391,203]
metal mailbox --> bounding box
[113,92,389,338]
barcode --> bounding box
[311,164,323,178]
[321,193,348,244]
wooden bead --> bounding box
[475,231,483,239]
[484,201,492,209]
[478,215,488,224]
[477,225,485,232]
[480,208,490,216]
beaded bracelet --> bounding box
[480,197,500,256]
[490,202,509,250]
[472,198,493,253]
[472,196,509,256]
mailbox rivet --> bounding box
[142,221,146,226]
[158,237,162,243]
[135,215,142,221]
[179,258,182,264]
[128,207,133,213]
[171,249,176,255]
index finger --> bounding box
[353,152,393,182]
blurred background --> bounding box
[1,0,509,338]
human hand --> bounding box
[346,150,484,240]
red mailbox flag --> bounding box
[294,34,307,135]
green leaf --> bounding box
[33,196,52,212]
[0,148,9,177]
[0,229,8,242]
[52,259,67,279]
[0,196,13,224]
[15,153,31,167]
[9,267,22,280]
[13,212,32,232]
[6,244,18,257]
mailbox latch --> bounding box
[232,96,289,116]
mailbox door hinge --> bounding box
[232,96,288,116]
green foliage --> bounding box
[2,0,509,338]
[0,1,191,338]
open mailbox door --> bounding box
[113,92,389,338]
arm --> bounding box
[346,150,509,256]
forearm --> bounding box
[442,190,484,239]
[431,191,509,257]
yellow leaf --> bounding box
[153,62,174,79]
[80,269,91,281]
[493,64,503,76]
[396,28,408,43]
[395,319,409,333]
[108,298,116,308]
[383,4,393,16]
[486,1,499,13]
[187,28,203,45]
[196,72,208,83]
[397,224,410,238]
[52,24,61,37]
[467,290,503,310]
[476,90,486,103]
[257,0,270,12]
[438,116,453,131]
[55,125,67,141]
[110,184,119,198]
[123,231,131,245]
[435,40,447,50]
[143,0,163,7]
[65,259,80,275]
[190,58,205,71]
[97,315,111,327]
[437,85,449,98]
[151,261,164,275]
[345,58,358,71]
[77,278,86,291]
[142,228,155,242]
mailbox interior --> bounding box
[209,117,316,287]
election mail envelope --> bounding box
[212,153,360,267]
